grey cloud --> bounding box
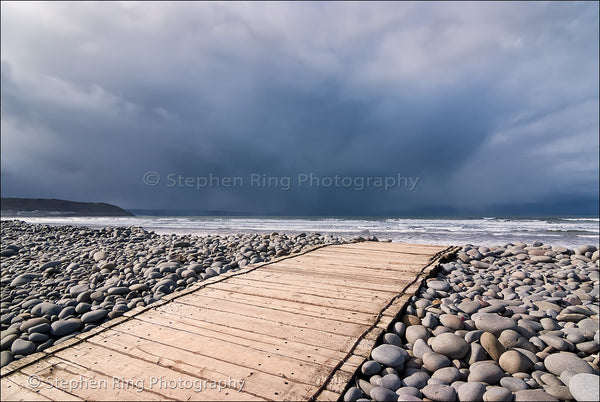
[1,2,598,215]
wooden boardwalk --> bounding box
[1,242,457,401]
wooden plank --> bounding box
[195,287,378,323]
[208,281,385,314]
[222,276,396,302]
[48,344,266,401]
[281,252,433,267]
[1,372,84,401]
[119,314,344,361]
[149,303,359,351]
[234,270,402,296]
[19,357,171,401]
[176,295,371,336]
[264,260,429,278]
[88,328,317,401]
[244,269,411,292]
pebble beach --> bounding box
[1,219,599,402]
[345,242,600,402]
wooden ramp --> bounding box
[1,242,457,401]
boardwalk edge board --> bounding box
[311,245,460,402]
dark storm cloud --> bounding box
[1,1,598,215]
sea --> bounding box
[1,216,598,249]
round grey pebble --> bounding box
[500,376,529,391]
[468,361,505,384]
[568,373,600,402]
[343,386,363,402]
[81,309,108,323]
[361,360,382,376]
[370,386,398,401]
[431,366,460,384]
[402,370,430,389]
[458,382,487,402]
[371,344,406,368]
[483,386,513,401]
[50,318,82,337]
[473,313,517,335]
[1,350,13,367]
[422,351,451,371]
[499,350,534,374]
[10,339,36,355]
[380,373,402,391]
[544,352,594,376]
[422,383,456,401]
[430,332,469,359]
[405,325,430,345]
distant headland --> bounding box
[0,197,134,217]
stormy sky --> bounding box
[1,1,598,216]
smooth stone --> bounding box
[383,333,404,347]
[473,313,518,335]
[370,386,398,401]
[428,281,450,291]
[81,309,108,323]
[541,318,560,331]
[405,325,430,345]
[498,329,535,353]
[371,344,406,368]
[500,376,529,391]
[544,352,594,376]
[361,360,382,376]
[431,366,460,384]
[430,332,469,359]
[19,317,50,333]
[568,373,600,402]
[413,338,433,359]
[343,387,363,402]
[358,379,374,396]
[402,370,430,389]
[380,373,402,391]
[544,385,573,401]
[396,395,422,402]
[11,339,36,355]
[422,313,439,329]
[28,333,49,343]
[422,351,451,372]
[467,342,488,365]
[393,322,406,337]
[439,314,464,330]
[50,318,82,337]
[395,386,421,397]
[458,300,482,315]
[483,386,513,402]
[1,350,13,367]
[576,341,599,354]
[499,350,534,374]
[458,381,487,402]
[539,335,569,351]
[481,332,505,362]
[31,302,62,317]
[422,384,456,401]
[468,361,505,385]
[514,389,558,401]
[1,334,18,351]
[107,287,129,296]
